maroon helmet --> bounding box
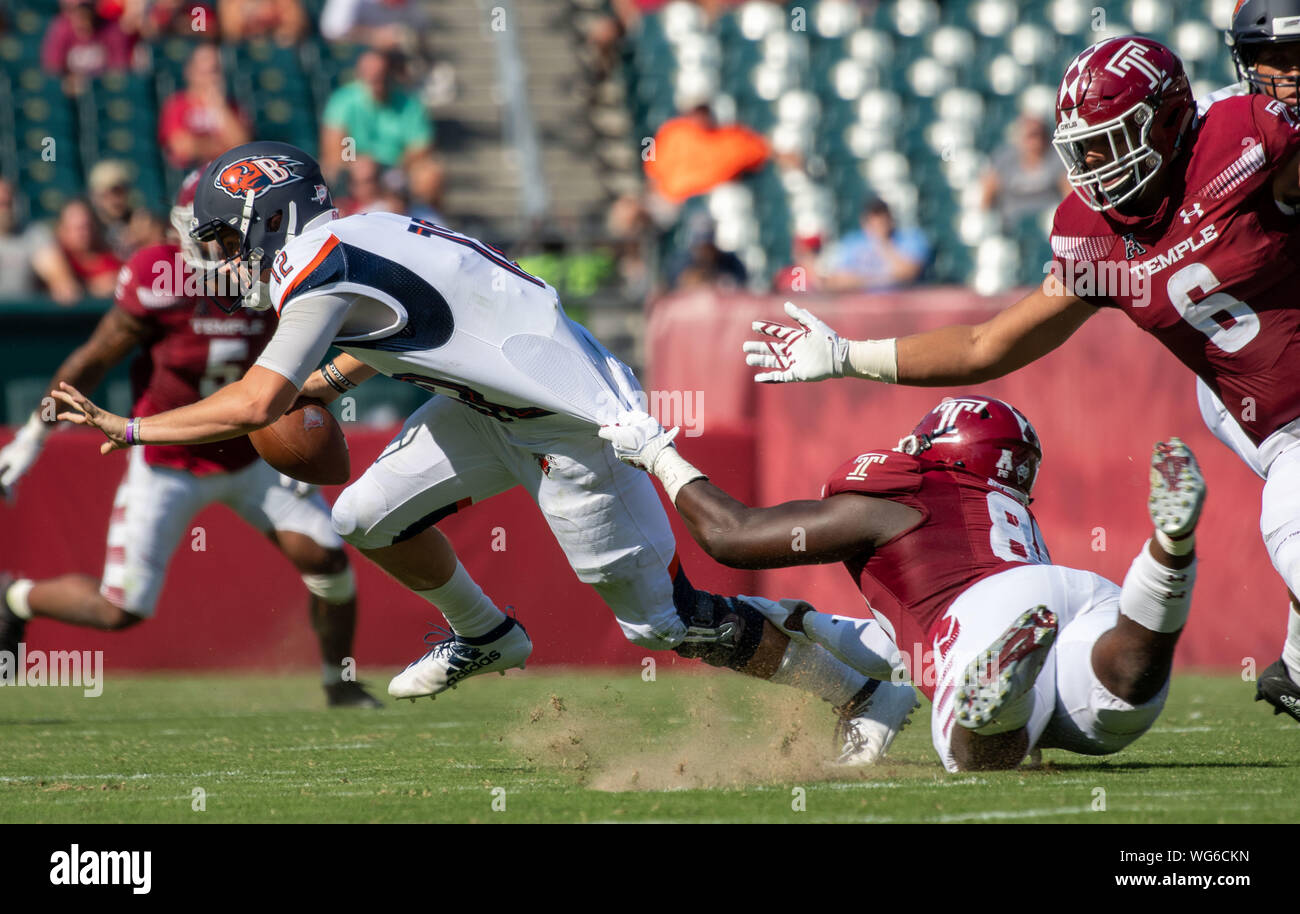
[1053,36,1196,211]
[896,396,1043,503]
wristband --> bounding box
[124,417,137,445]
[844,338,898,383]
[322,360,357,393]
[651,447,707,504]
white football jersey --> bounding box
[266,212,641,429]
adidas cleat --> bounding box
[955,606,1057,731]
[1255,658,1300,724]
[388,616,532,700]
[325,680,384,709]
[834,679,920,765]
[1148,438,1205,539]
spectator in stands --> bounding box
[158,42,252,170]
[42,0,137,94]
[219,0,307,46]
[32,199,122,304]
[122,0,218,40]
[667,212,746,292]
[0,180,53,300]
[822,199,930,293]
[405,154,447,225]
[320,0,427,51]
[606,193,655,303]
[319,50,436,184]
[335,156,385,216]
[88,160,135,260]
[772,233,823,295]
[980,115,1071,231]
[644,103,770,205]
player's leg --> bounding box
[1257,444,1300,722]
[519,430,917,762]
[1195,378,1266,480]
[1037,440,1203,758]
[224,460,380,707]
[2,451,201,651]
[328,397,530,698]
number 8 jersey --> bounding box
[1050,93,1300,466]
[822,450,1051,698]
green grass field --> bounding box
[1,669,1296,823]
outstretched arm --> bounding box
[744,275,1096,386]
[597,411,920,568]
[672,479,920,569]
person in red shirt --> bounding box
[158,43,252,170]
[35,198,122,302]
[0,174,381,708]
[743,36,1300,726]
[41,0,136,93]
[602,396,1205,771]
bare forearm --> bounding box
[298,354,378,403]
[135,370,297,446]
[895,324,1003,386]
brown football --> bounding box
[249,397,350,485]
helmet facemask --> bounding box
[1054,101,1162,212]
[190,190,274,313]
[1234,42,1300,105]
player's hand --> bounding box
[51,382,129,454]
[0,416,49,499]
[743,300,849,383]
[597,409,679,473]
[278,473,315,497]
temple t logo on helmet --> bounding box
[896,396,1043,504]
[215,155,305,199]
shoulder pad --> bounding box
[823,450,924,499]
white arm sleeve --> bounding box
[254,292,357,389]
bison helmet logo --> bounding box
[215,155,304,199]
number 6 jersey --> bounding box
[1050,92,1300,467]
[822,449,1051,697]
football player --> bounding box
[600,397,1205,771]
[743,36,1300,725]
[51,141,918,764]
[0,172,381,708]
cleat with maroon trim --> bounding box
[389,617,532,700]
[1147,438,1205,539]
[955,606,1057,731]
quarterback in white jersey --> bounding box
[53,141,919,764]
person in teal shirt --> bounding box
[320,49,434,182]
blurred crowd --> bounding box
[0,0,447,305]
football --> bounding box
[248,397,350,485]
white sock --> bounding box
[768,639,869,707]
[5,579,34,620]
[802,612,900,681]
[1284,609,1300,688]
[1119,541,1196,634]
[414,562,506,639]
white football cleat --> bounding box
[1148,437,1205,539]
[954,605,1057,731]
[388,617,533,700]
[834,679,920,765]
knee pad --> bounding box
[302,567,356,603]
[330,484,386,550]
[670,568,766,671]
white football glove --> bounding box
[743,300,848,383]
[0,415,51,499]
[597,409,680,473]
[278,473,316,497]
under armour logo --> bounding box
[1180,204,1204,224]
[1123,234,1147,259]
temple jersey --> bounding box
[266,212,641,434]
[115,243,274,474]
[822,450,1052,699]
[1051,93,1300,453]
